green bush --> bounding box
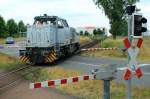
[101,39,123,48]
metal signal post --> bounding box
[126,5,136,99]
[127,10,133,99]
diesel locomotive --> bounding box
[19,14,80,64]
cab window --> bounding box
[62,20,69,27]
[57,20,64,27]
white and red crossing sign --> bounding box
[30,74,95,89]
[124,38,143,49]
[123,37,143,80]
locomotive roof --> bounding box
[34,14,65,21]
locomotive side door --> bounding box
[57,19,71,46]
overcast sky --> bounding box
[0,0,150,30]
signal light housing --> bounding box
[133,13,147,38]
[126,5,136,15]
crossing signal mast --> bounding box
[124,5,148,99]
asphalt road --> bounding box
[0,42,150,88]
[61,56,150,87]
[0,46,19,56]
[0,41,25,57]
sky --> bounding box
[0,0,150,30]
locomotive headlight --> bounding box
[27,40,30,43]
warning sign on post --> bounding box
[123,38,143,80]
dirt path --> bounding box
[0,80,79,99]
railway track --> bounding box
[74,40,99,54]
[80,40,98,49]
[0,65,31,93]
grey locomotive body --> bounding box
[19,14,80,64]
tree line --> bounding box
[0,15,27,38]
[80,28,105,36]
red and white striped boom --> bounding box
[81,47,119,52]
[30,65,117,89]
[30,74,95,89]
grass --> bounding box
[82,50,127,59]
[0,37,24,70]
[0,52,21,70]
[101,38,123,48]
[24,67,150,99]
[81,37,150,61]
[81,37,127,59]
[138,37,150,62]
[15,37,25,41]
[0,38,5,44]
[80,36,91,44]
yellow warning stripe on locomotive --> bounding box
[45,50,57,63]
[19,56,30,63]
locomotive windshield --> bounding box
[34,15,57,25]
[33,14,69,27]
